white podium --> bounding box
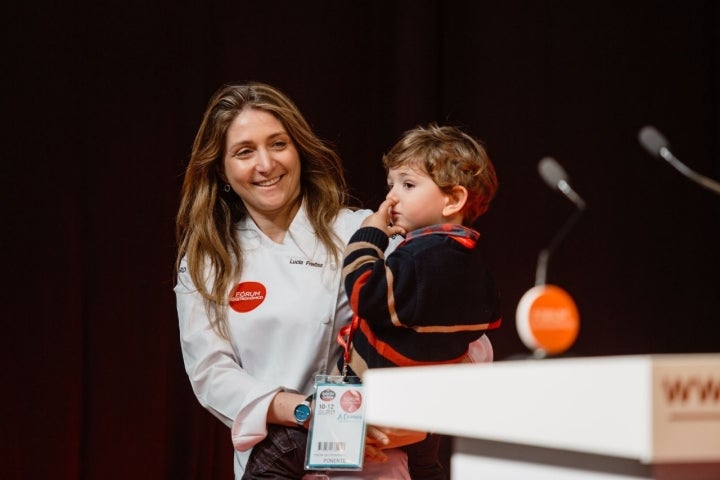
[363,354,720,479]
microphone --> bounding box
[638,125,720,195]
[538,157,587,210]
[534,157,586,286]
[515,157,585,358]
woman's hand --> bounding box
[363,425,428,463]
[361,198,406,237]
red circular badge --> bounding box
[229,281,267,313]
[339,389,363,413]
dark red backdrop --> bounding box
[4,1,719,479]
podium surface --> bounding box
[363,354,720,479]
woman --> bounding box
[174,82,414,479]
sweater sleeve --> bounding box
[342,227,417,328]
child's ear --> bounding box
[443,186,468,217]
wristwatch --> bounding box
[293,394,314,426]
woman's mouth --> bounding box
[254,175,283,187]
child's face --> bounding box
[385,164,452,232]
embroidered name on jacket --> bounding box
[289,257,324,268]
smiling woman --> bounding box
[174,82,413,480]
[223,108,302,241]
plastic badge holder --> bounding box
[305,375,366,471]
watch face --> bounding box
[294,404,311,423]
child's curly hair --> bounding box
[382,123,498,225]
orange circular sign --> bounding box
[229,281,267,313]
[516,285,579,356]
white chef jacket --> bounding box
[175,203,411,479]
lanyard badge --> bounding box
[304,375,366,471]
[304,315,367,470]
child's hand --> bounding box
[364,425,428,462]
[361,198,406,237]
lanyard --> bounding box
[336,314,361,379]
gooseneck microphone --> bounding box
[535,157,586,286]
[514,157,585,357]
[538,157,587,211]
[638,125,720,195]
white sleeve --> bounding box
[174,260,281,451]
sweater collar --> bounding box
[404,224,480,248]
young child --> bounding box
[242,123,501,480]
[338,123,502,479]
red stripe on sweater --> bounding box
[357,318,468,366]
[488,317,502,329]
[349,270,372,313]
[449,235,476,249]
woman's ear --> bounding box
[442,185,468,217]
[216,164,229,184]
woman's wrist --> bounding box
[267,391,302,425]
[268,391,309,426]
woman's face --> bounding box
[223,108,302,221]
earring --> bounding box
[223,184,231,193]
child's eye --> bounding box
[403,182,415,189]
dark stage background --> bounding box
[4,1,719,479]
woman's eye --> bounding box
[234,149,251,157]
[272,140,287,149]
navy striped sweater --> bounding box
[339,224,502,377]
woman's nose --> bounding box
[255,148,273,172]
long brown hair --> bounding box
[175,82,349,338]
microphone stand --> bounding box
[515,157,586,359]
[535,201,585,286]
[639,125,720,196]
[658,147,720,195]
